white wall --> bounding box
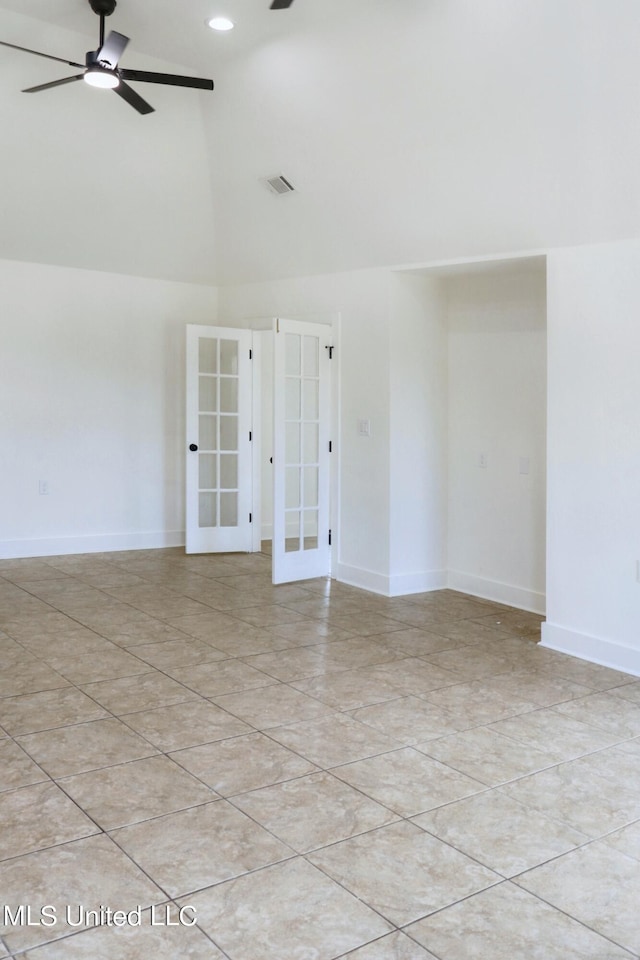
[445,266,547,612]
[217,268,392,588]
[0,258,218,558]
[388,273,448,594]
[543,239,640,675]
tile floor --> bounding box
[1,548,639,959]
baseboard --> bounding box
[541,623,640,678]
[336,562,447,598]
[0,531,185,560]
[447,570,546,614]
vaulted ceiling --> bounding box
[1,0,639,285]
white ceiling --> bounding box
[1,0,640,286]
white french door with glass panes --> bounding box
[272,318,332,584]
[185,325,253,553]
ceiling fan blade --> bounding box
[98,30,129,69]
[23,75,84,93]
[0,40,84,69]
[120,68,213,91]
[113,79,154,114]
[270,0,295,8]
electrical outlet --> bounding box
[357,419,371,437]
[478,453,488,469]
[39,480,49,496]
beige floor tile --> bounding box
[308,820,499,926]
[426,619,516,644]
[183,858,392,960]
[0,688,108,736]
[0,739,49,792]
[552,691,640,738]
[415,790,589,877]
[171,731,317,794]
[112,800,292,897]
[121,597,215,619]
[212,683,333,729]
[422,680,536,726]
[343,932,439,959]
[323,613,408,637]
[241,646,338,682]
[232,604,308,627]
[374,627,465,656]
[266,619,355,644]
[365,658,462,696]
[471,612,543,641]
[350,696,465,744]
[488,707,623,761]
[544,657,636,691]
[19,921,223,959]
[601,820,640,861]
[17,718,158,778]
[0,783,98,860]
[502,745,640,836]
[167,658,276,697]
[332,748,484,817]
[0,834,163,953]
[232,771,397,852]
[609,681,640,703]
[515,841,640,955]
[419,726,558,785]
[80,672,199,715]
[122,699,252,751]
[12,630,112,660]
[482,670,594,707]
[59,606,153,631]
[128,637,227,670]
[60,755,216,829]
[406,881,631,960]
[45,648,149,684]
[0,660,70,698]
[268,712,400,767]
[291,666,401,710]
[421,646,514,680]
[101,620,194,646]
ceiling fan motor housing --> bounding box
[89,0,117,17]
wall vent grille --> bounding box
[263,175,295,195]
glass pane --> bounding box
[199,415,217,451]
[199,338,217,374]
[199,376,217,413]
[285,379,301,420]
[220,454,238,490]
[285,334,301,376]
[220,378,238,414]
[220,416,238,451]
[286,467,301,509]
[303,510,319,550]
[199,492,217,528]
[303,379,319,421]
[286,422,301,465]
[220,340,239,376]
[303,423,319,465]
[285,511,300,552]
[303,336,319,377]
[220,492,238,527]
[199,454,217,490]
[304,466,319,508]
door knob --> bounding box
[189,443,198,452]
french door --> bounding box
[272,319,332,584]
[185,325,253,553]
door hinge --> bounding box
[328,529,332,546]
[329,440,333,453]
[249,513,252,523]
[325,345,334,359]
[249,349,253,360]
[249,431,252,442]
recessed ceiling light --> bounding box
[207,16,234,31]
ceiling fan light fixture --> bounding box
[84,67,119,88]
[207,16,234,31]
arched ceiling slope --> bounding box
[1,0,640,285]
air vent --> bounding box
[263,174,295,195]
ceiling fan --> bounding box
[0,0,213,115]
